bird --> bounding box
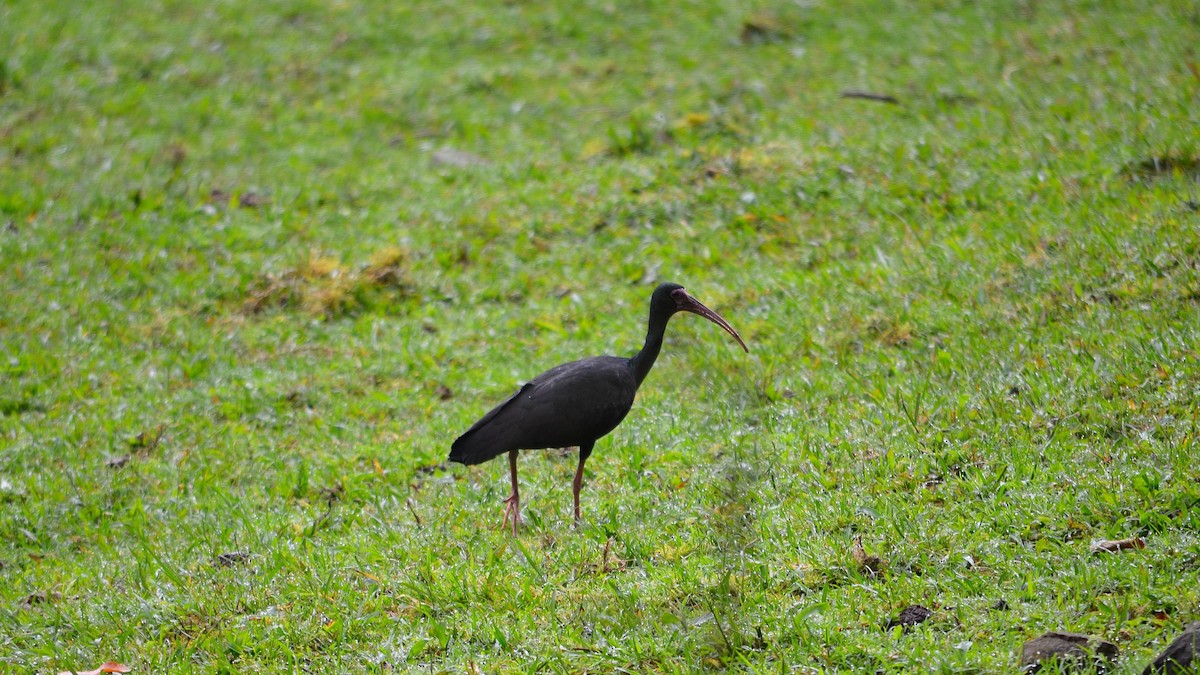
[449,282,748,533]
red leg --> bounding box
[501,449,521,535]
[573,443,594,526]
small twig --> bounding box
[1037,414,1068,455]
[308,500,335,538]
[705,596,735,656]
[766,442,780,495]
[884,207,931,249]
[840,90,900,105]
[406,498,423,528]
[897,390,923,440]
[64,470,86,509]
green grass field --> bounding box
[2,0,1199,672]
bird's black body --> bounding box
[449,356,636,466]
[450,282,747,532]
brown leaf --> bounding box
[127,426,165,454]
[166,143,187,169]
[208,189,266,209]
[320,483,345,504]
[58,662,132,675]
[22,590,61,606]
[852,535,886,575]
[740,13,790,44]
[1090,537,1145,553]
[237,192,265,208]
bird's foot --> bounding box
[501,493,521,535]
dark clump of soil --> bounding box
[1143,622,1200,675]
[882,604,933,631]
[1019,631,1118,673]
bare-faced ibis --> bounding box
[449,282,748,533]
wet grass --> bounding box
[2,0,1199,672]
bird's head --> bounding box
[653,282,749,352]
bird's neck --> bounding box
[629,311,670,387]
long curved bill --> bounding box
[672,288,750,353]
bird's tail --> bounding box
[448,386,528,465]
[448,430,507,466]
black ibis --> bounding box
[449,282,748,533]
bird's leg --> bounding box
[501,449,521,535]
[573,443,594,526]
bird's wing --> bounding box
[522,357,638,443]
[447,383,532,465]
[448,356,637,465]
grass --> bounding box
[2,0,1199,672]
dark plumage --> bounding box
[450,282,748,532]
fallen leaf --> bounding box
[354,568,381,584]
[58,662,132,675]
[1090,537,1145,553]
[740,12,790,44]
[22,590,61,606]
[238,192,265,208]
[852,535,886,575]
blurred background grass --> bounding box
[2,0,1199,671]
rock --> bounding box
[1142,622,1200,675]
[883,604,933,631]
[1019,632,1118,673]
